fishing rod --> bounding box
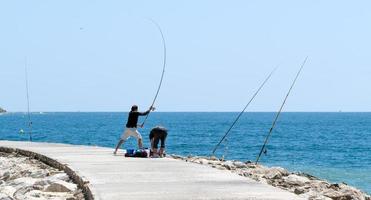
[25,58,33,141]
[211,67,277,156]
[255,57,308,164]
[141,19,167,127]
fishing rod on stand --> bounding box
[211,67,277,157]
[24,58,33,142]
[141,19,167,128]
[255,57,308,164]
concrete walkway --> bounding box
[0,141,303,200]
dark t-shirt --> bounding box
[149,126,168,140]
[126,111,150,128]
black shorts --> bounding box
[149,127,168,149]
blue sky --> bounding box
[1,1,370,112]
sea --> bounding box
[0,112,370,193]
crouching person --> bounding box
[149,126,168,158]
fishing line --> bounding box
[141,19,167,127]
[255,57,308,164]
[211,67,277,156]
[25,58,33,141]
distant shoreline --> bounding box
[0,107,6,113]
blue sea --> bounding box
[0,112,370,193]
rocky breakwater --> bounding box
[170,155,370,200]
[0,152,84,200]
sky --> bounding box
[1,0,370,112]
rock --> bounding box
[309,180,330,193]
[263,167,289,179]
[44,181,77,193]
[0,186,16,197]
[215,165,226,170]
[297,172,319,180]
[13,186,34,199]
[294,187,306,194]
[222,161,236,170]
[283,174,310,186]
[0,192,14,200]
[169,154,183,160]
[46,173,70,182]
[198,159,209,165]
[45,183,71,193]
[329,183,341,190]
[1,172,10,181]
[12,177,39,187]
[323,190,354,200]
[0,153,81,200]
[246,163,257,168]
[207,160,221,166]
[209,156,219,161]
[300,190,332,200]
[30,170,48,178]
[74,191,85,200]
[233,161,246,169]
[34,180,50,187]
[32,184,44,190]
[336,183,368,200]
[0,196,13,200]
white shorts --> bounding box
[120,128,142,141]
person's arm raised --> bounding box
[138,106,155,116]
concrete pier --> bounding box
[0,141,303,200]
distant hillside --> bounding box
[0,107,6,113]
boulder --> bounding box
[222,161,236,170]
[198,159,209,165]
[207,160,222,166]
[263,167,289,179]
[44,181,77,193]
[283,174,310,186]
[1,172,10,181]
[0,186,16,197]
[47,173,71,182]
[294,187,306,195]
[13,186,34,200]
[309,180,330,192]
[323,190,356,200]
[0,194,13,200]
[233,161,247,169]
[215,165,226,170]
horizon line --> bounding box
[3,111,371,113]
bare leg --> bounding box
[114,140,125,154]
[150,139,154,151]
[159,148,165,157]
[152,148,159,158]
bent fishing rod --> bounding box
[255,57,308,164]
[141,19,167,127]
[211,67,277,156]
[25,58,33,141]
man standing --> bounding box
[113,105,155,155]
[149,126,168,158]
